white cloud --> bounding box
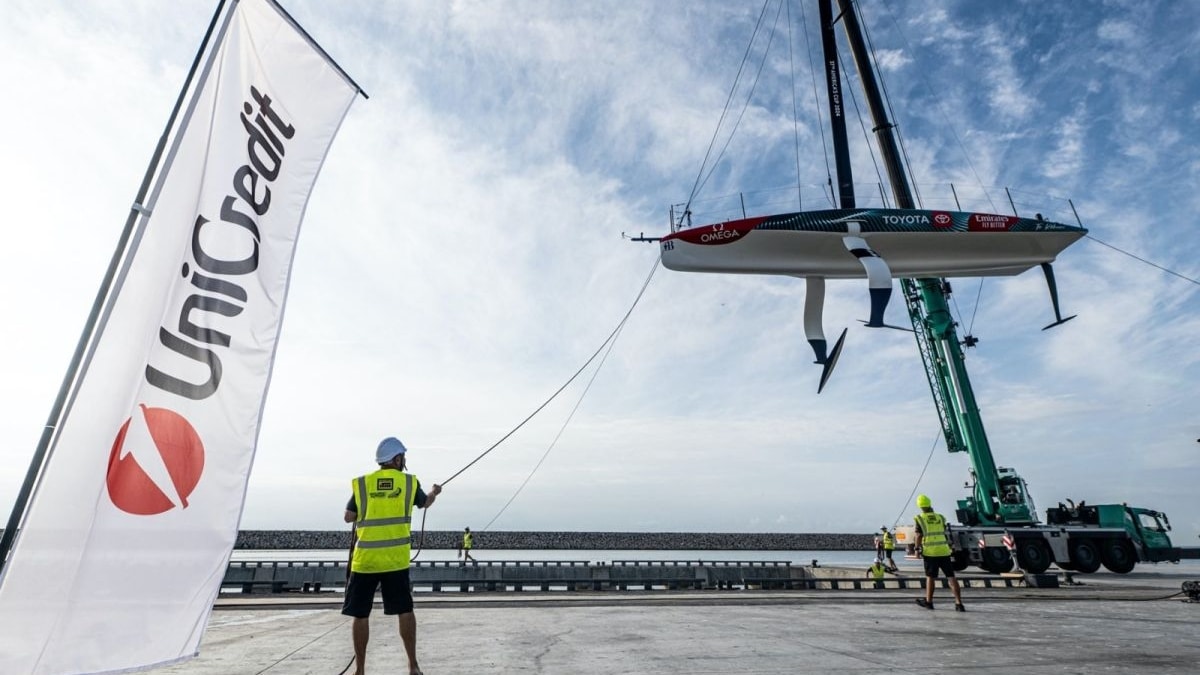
[1041,106,1085,180]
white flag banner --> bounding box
[0,1,358,672]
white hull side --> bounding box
[660,230,1085,278]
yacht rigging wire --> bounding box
[683,0,775,214]
[876,0,1000,215]
[692,0,788,206]
[856,0,924,210]
[1085,236,1199,286]
[797,0,837,207]
[838,48,889,206]
[786,0,805,209]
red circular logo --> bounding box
[106,405,205,515]
[932,211,953,228]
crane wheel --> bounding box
[1068,539,1102,574]
[978,547,1014,574]
[1101,539,1136,574]
[1015,539,1052,574]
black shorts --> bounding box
[341,568,413,618]
[922,555,956,578]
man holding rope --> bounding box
[343,437,442,675]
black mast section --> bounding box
[834,0,914,209]
[819,0,855,209]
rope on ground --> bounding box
[252,615,353,674]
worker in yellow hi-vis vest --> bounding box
[913,494,964,612]
[459,526,476,564]
[343,437,442,675]
[864,558,891,588]
[880,526,898,572]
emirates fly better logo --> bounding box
[101,85,296,516]
[107,405,205,515]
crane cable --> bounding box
[407,257,661,559]
[890,428,942,532]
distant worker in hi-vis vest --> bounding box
[343,437,442,675]
[865,558,889,588]
[880,526,898,571]
[913,494,965,612]
[459,526,476,564]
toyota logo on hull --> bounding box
[106,405,205,515]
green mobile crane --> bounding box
[828,0,1194,574]
[906,276,1040,529]
[905,275,1188,574]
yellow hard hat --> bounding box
[916,494,932,508]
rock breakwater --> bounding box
[235,530,873,550]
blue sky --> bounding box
[0,0,1197,543]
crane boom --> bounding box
[829,0,1036,527]
[903,278,1037,526]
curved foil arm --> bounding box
[843,221,892,327]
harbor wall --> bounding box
[233,530,874,550]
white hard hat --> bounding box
[376,437,408,464]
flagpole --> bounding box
[0,0,234,571]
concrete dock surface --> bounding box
[154,567,1200,674]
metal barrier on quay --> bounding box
[221,559,1024,595]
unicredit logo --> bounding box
[144,84,295,401]
[115,85,294,514]
[106,405,205,515]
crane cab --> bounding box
[956,466,1037,526]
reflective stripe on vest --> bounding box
[915,511,952,557]
[351,469,417,573]
[883,532,895,550]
